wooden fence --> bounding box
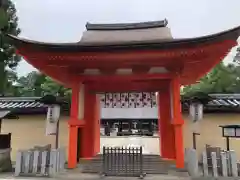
[185,148,239,178]
[14,147,66,177]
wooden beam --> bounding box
[99,67,117,75]
[87,80,170,92]
[45,59,171,68]
[132,66,150,74]
[81,73,174,83]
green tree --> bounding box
[0,70,20,96]
[17,71,71,98]
[41,76,71,98]
[182,62,237,97]
[16,71,46,96]
[0,0,20,96]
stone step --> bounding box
[86,159,174,164]
[79,155,175,174]
[81,167,170,174]
[81,163,172,169]
[85,155,174,162]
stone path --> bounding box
[2,172,238,180]
[0,171,191,180]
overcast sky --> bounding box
[12,0,240,77]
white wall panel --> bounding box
[101,107,158,119]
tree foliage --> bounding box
[16,71,71,98]
[0,0,20,95]
[16,71,46,96]
[41,76,71,98]
[182,62,240,97]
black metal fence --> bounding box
[102,146,145,178]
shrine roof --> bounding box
[80,20,172,44]
[6,23,240,52]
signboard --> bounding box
[223,128,235,137]
[45,105,60,136]
[189,103,203,123]
[236,128,240,137]
[220,125,240,138]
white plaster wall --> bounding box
[100,136,160,154]
[101,107,158,119]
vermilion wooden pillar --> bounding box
[171,76,185,169]
[81,86,100,158]
[158,89,175,159]
[68,83,81,169]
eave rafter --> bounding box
[19,40,224,64]
[180,39,236,84]
[132,66,151,74]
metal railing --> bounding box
[102,146,145,178]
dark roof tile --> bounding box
[85,20,168,31]
[0,97,46,110]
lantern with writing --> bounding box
[189,102,203,123]
[189,101,203,149]
[45,105,60,135]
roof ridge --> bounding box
[85,19,168,31]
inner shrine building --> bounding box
[7,20,240,169]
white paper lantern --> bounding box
[189,103,203,123]
[45,105,60,136]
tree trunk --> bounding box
[0,61,6,96]
[0,32,6,96]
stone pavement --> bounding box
[1,174,240,180]
[1,171,240,180]
[0,171,191,180]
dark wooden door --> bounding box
[77,127,82,162]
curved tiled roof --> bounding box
[0,94,240,114]
[0,97,46,111]
[6,24,240,52]
[182,94,240,112]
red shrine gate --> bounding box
[7,20,240,169]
